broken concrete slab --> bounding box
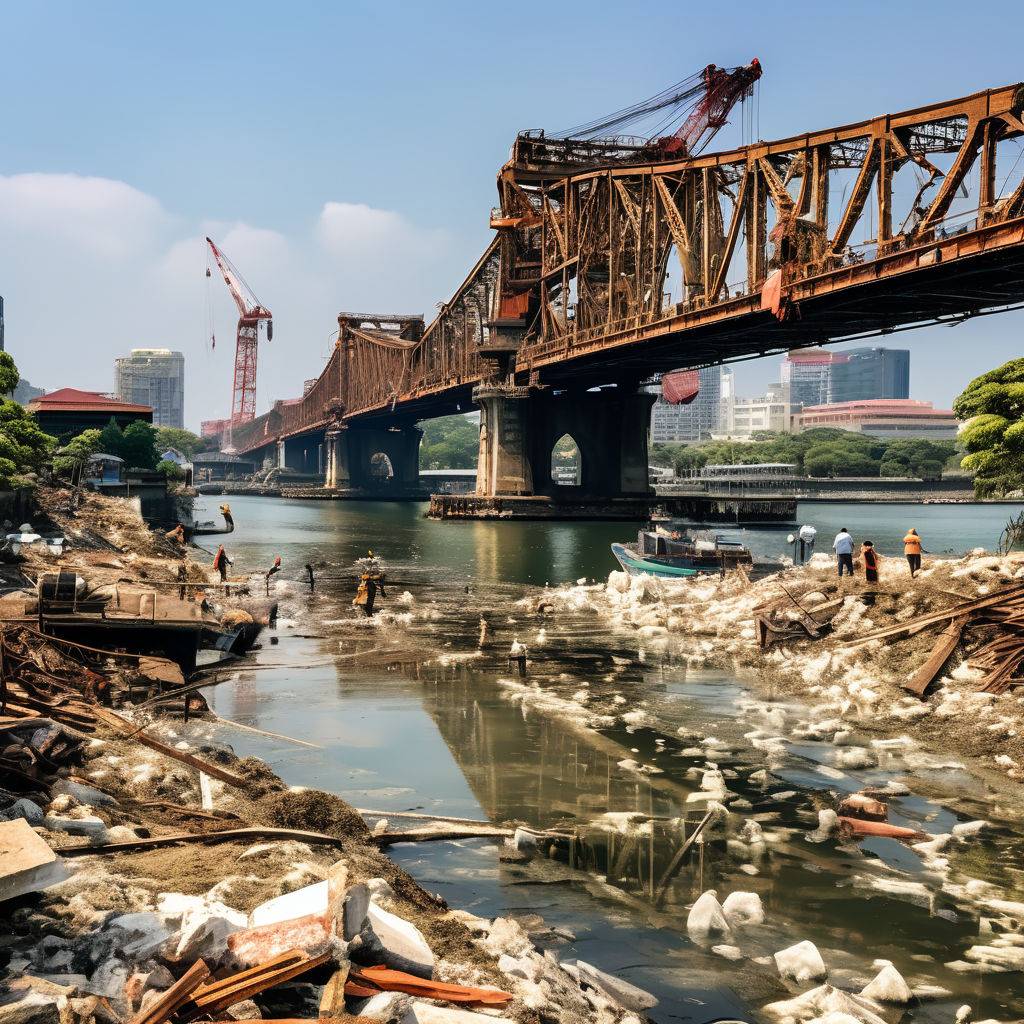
[343,883,370,941]
[0,993,61,1024]
[250,879,327,927]
[352,991,411,1022]
[106,912,172,959]
[42,814,108,842]
[357,904,434,979]
[560,960,658,1011]
[0,818,70,902]
[171,899,247,962]
[52,780,117,808]
[399,1004,512,1024]
[226,912,335,968]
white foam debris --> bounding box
[721,891,764,928]
[686,891,732,940]
[773,940,828,983]
[860,962,913,1004]
[763,985,887,1024]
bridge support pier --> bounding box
[324,428,350,489]
[345,423,422,491]
[276,439,286,470]
[473,383,655,499]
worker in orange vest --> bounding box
[903,528,923,577]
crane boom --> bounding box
[205,236,273,437]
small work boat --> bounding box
[611,524,754,578]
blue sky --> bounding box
[0,1,1021,427]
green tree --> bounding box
[954,359,1024,496]
[120,421,159,470]
[52,428,103,484]
[419,414,479,469]
[0,352,20,396]
[98,417,125,456]
[155,427,207,459]
[0,353,58,487]
[157,458,186,482]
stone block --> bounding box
[0,799,44,826]
[52,781,117,808]
[172,900,247,962]
[0,993,60,1024]
[0,819,70,903]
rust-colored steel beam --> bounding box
[242,80,1024,442]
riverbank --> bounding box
[529,550,1024,789]
[0,488,652,1024]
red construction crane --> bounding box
[205,236,273,430]
[654,59,762,157]
[543,58,762,162]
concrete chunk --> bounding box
[52,780,117,808]
[227,912,334,968]
[0,993,60,1024]
[0,819,70,902]
[250,879,327,927]
[0,799,44,826]
[561,959,658,1011]
[172,900,247,962]
[399,1005,511,1024]
[358,904,434,979]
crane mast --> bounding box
[205,237,273,444]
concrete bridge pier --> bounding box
[324,428,350,489]
[345,422,423,491]
[473,382,655,499]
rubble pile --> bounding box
[0,488,652,1024]
[527,549,1024,782]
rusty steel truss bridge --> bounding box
[232,80,1024,501]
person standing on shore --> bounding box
[903,528,923,577]
[798,523,817,564]
[833,527,855,577]
[862,540,879,584]
[213,544,233,582]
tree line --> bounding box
[651,428,959,480]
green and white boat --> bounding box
[611,525,753,579]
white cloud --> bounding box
[0,174,460,428]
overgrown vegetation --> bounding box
[97,418,161,470]
[0,353,56,487]
[954,357,1024,497]
[419,414,479,469]
[154,426,209,459]
[650,428,957,479]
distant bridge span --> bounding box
[233,81,1024,497]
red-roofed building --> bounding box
[797,399,959,440]
[28,388,153,440]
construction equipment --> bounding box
[205,237,273,445]
[510,58,762,174]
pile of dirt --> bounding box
[258,788,370,840]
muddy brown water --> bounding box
[194,496,1024,1023]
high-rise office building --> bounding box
[649,365,723,443]
[829,347,910,403]
[115,349,185,429]
[780,349,847,410]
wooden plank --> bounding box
[840,584,1024,647]
[318,963,350,1020]
[128,958,210,1024]
[90,706,247,787]
[59,826,348,858]
[190,950,332,1014]
[653,809,715,907]
[904,616,968,697]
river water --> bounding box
[198,496,1024,1024]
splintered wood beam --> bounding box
[903,616,968,697]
